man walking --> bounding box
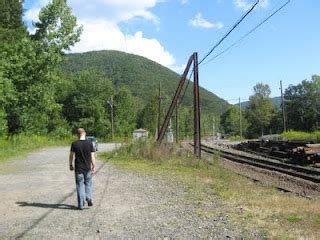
[69,128,96,210]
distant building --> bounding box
[133,129,148,140]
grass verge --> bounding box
[282,130,320,143]
[101,140,320,239]
[0,134,73,164]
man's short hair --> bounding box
[77,128,86,136]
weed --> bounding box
[287,215,303,223]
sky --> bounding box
[23,0,320,104]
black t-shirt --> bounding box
[70,140,95,173]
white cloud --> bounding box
[67,0,159,24]
[189,13,223,29]
[234,0,269,11]
[71,20,176,67]
[181,0,189,5]
[24,0,182,71]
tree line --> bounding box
[220,76,320,139]
[1,0,318,141]
[0,0,215,140]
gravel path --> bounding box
[0,144,261,239]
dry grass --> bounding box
[103,141,320,239]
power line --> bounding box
[202,0,291,66]
[198,0,260,65]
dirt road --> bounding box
[0,144,260,239]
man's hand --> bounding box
[91,165,96,175]
[69,165,74,171]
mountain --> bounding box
[61,50,229,115]
[237,97,282,109]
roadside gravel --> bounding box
[0,144,262,239]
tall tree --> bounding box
[114,87,137,137]
[247,83,274,137]
[285,75,320,131]
[0,0,82,135]
[32,0,82,53]
[63,70,114,137]
[0,0,26,41]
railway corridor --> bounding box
[0,145,261,239]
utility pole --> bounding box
[280,80,287,132]
[157,82,161,138]
[175,103,179,143]
[193,52,201,158]
[157,82,166,139]
[212,116,215,137]
[239,97,243,140]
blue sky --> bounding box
[23,0,320,103]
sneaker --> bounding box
[87,199,93,207]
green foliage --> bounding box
[285,75,320,131]
[282,130,320,143]
[32,0,82,52]
[62,70,114,137]
[0,0,24,29]
[0,0,81,137]
[0,134,74,163]
[220,106,248,137]
[61,50,229,116]
[137,95,158,135]
[0,0,26,42]
[0,109,8,136]
[179,107,193,139]
[114,87,137,136]
[247,83,274,137]
[287,215,303,223]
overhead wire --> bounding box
[202,0,291,66]
[198,0,260,65]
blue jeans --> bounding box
[75,171,93,209]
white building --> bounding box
[133,129,148,140]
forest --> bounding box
[0,0,319,141]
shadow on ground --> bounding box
[16,202,78,210]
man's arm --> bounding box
[91,152,96,174]
[69,151,75,171]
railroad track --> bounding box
[195,143,320,184]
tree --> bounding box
[0,0,82,135]
[114,88,137,137]
[247,83,274,137]
[221,106,248,137]
[0,0,24,29]
[0,0,26,41]
[285,75,320,131]
[63,70,114,137]
[137,95,158,136]
[32,0,82,53]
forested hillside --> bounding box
[0,0,229,139]
[61,50,229,115]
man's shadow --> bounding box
[16,201,78,210]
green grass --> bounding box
[287,215,303,223]
[102,140,320,239]
[282,130,320,143]
[0,134,74,163]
